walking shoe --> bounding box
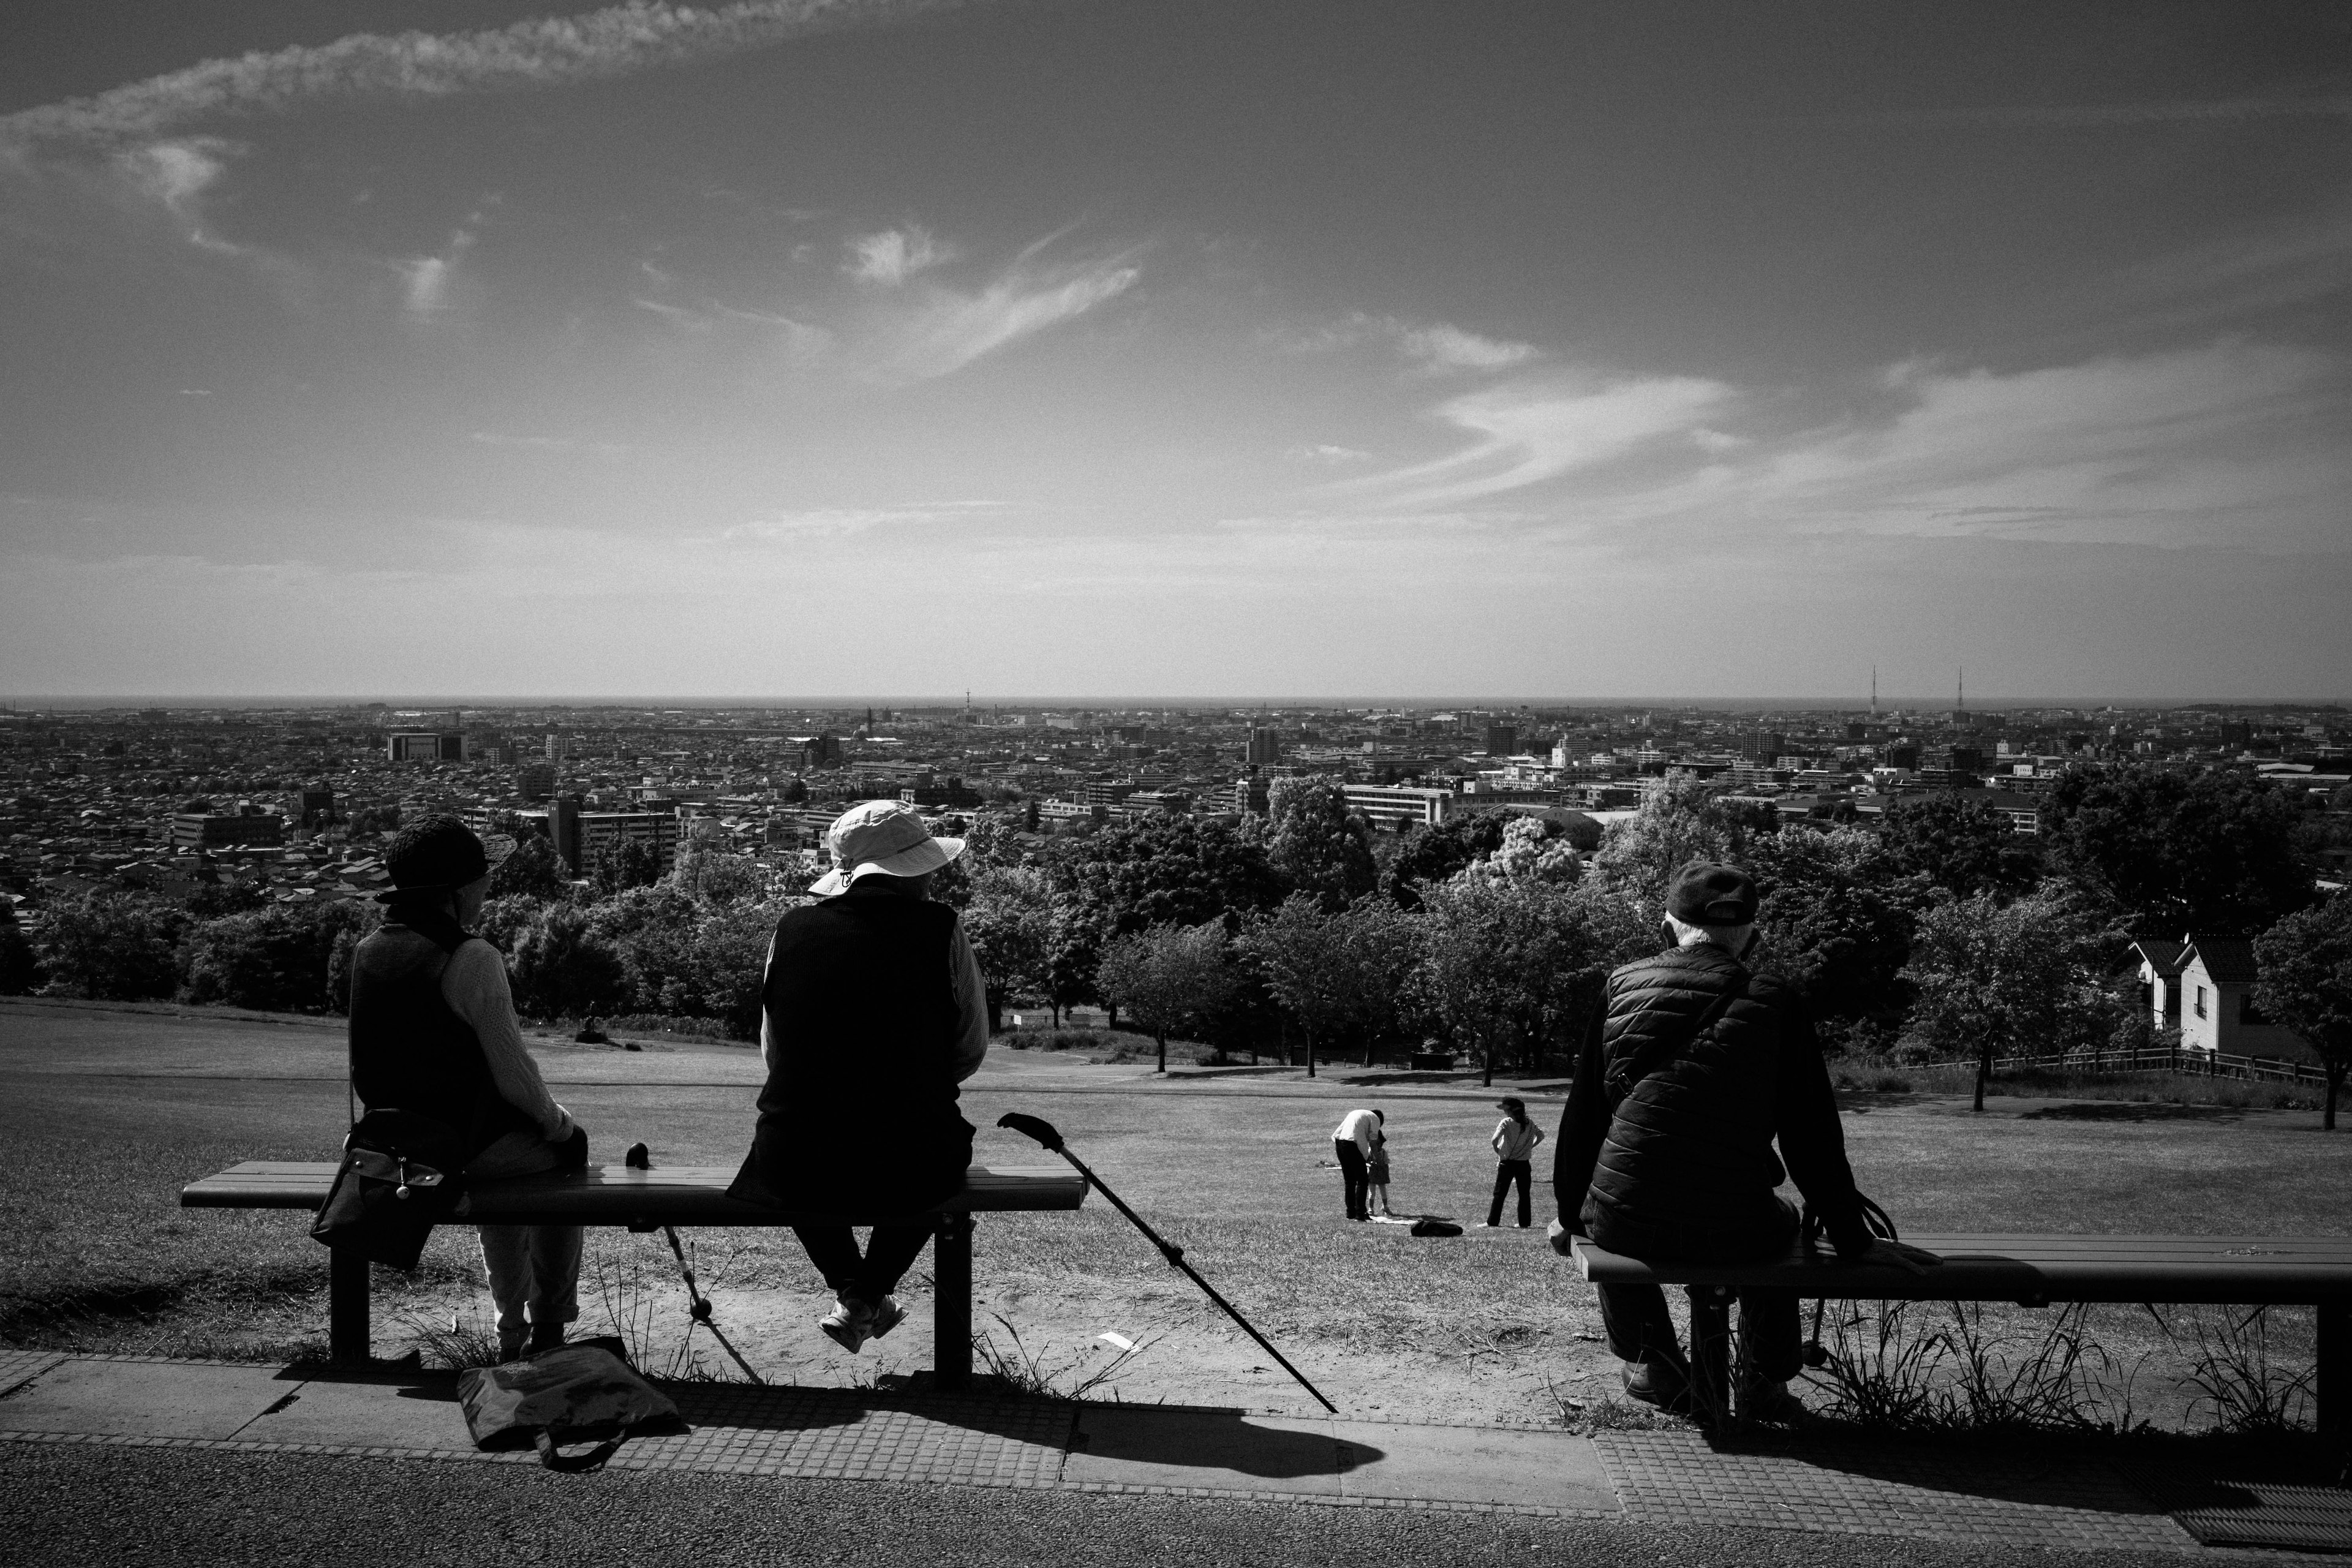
[1620,1357,1690,1409]
[1737,1378,1810,1425]
[526,1321,567,1355]
[818,1294,875,1353]
[865,1295,908,1340]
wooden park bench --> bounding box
[1571,1233,2352,1432]
[182,1162,1087,1387]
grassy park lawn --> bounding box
[4,995,2350,1433]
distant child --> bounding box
[1483,1096,1544,1229]
[1366,1126,1394,1218]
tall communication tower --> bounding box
[1870,666,1878,718]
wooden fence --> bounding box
[1911,1044,2332,1087]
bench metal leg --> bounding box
[2320,1298,2348,1436]
[328,1248,370,1364]
[1686,1284,1733,1427]
[935,1212,973,1392]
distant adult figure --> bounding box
[730,801,989,1352]
[1482,1096,1544,1229]
[1330,1107,1382,1221]
[1551,863,1917,1421]
[350,817,587,1362]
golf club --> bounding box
[997,1112,1338,1413]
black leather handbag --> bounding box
[309,1107,469,1271]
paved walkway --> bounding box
[9,1349,2346,1553]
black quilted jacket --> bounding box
[1553,942,1871,1261]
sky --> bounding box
[1,0,2347,703]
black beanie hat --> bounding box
[381,815,491,900]
[1665,862,1757,927]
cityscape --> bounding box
[9,695,2347,919]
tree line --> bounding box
[3,761,2345,1120]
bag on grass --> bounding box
[309,1108,469,1271]
[1410,1218,1463,1238]
[456,1338,686,1472]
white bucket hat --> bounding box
[809,799,966,896]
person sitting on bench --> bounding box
[1551,862,1875,1421]
[352,816,588,1362]
[729,801,990,1353]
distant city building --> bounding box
[545,733,565,762]
[170,811,284,851]
[1245,727,1282,766]
[1483,724,1517,756]
[515,763,556,802]
[386,731,465,763]
[288,785,335,829]
[1341,783,1453,833]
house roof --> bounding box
[2184,933,2261,985]
[2130,937,2187,975]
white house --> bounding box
[2126,937,2186,1033]
[2176,933,2306,1058]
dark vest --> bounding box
[729,895,973,1214]
[1580,944,1793,1262]
[347,918,535,1161]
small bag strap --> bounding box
[533,1428,625,1472]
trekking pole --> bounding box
[625,1144,764,1384]
[997,1112,1338,1413]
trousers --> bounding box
[466,1131,584,1346]
[1487,1160,1532,1227]
[793,1224,935,1302]
[1597,1282,1802,1384]
[1333,1140,1369,1219]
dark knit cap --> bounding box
[1665,862,1757,927]
[380,815,495,900]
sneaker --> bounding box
[497,1335,530,1363]
[865,1295,908,1340]
[1620,1358,1689,1409]
[1738,1379,1810,1425]
[526,1321,567,1355]
[818,1294,875,1353]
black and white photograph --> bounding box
[2,2,2350,1562]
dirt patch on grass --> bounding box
[2018,1101,2245,1123]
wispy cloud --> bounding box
[0,0,960,153]
[846,225,951,284]
[400,215,484,315]
[858,241,1142,383]
[1734,342,2350,552]
[1346,374,1736,508]
[111,138,242,252]
[1287,443,1372,464]
[1282,312,1538,374]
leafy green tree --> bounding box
[669,847,771,905]
[509,903,631,1021]
[1387,813,1509,908]
[183,900,377,1013]
[37,891,186,1000]
[1746,825,1923,1028]
[589,840,666,897]
[1414,881,1648,1085]
[1587,777,1759,910]
[1265,777,1377,910]
[2040,763,2315,935]
[1459,815,1583,887]
[324,903,383,1014]
[490,832,570,899]
[1094,922,1238,1073]
[1052,813,1288,937]
[2252,895,2352,1130]
[1901,890,2119,1112]
[961,865,1058,1031]
[186,881,270,919]
[1879,793,2040,900]
[0,902,39,995]
[1235,894,1422,1072]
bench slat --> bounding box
[181,1162,1087,1226]
[1572,1234,2352,1305]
